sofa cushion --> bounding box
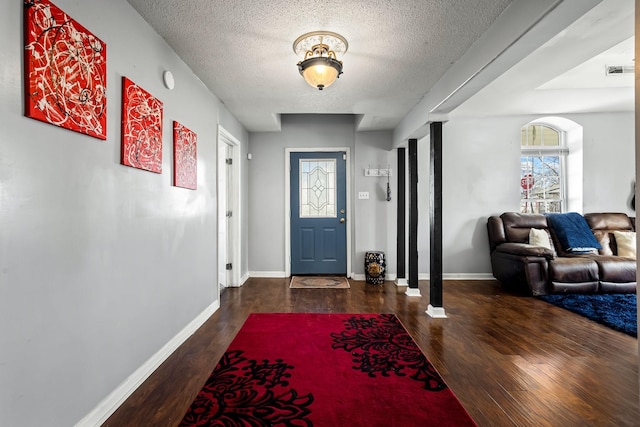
[593,255,636,282]
[600,281,637,293]
[501,212,549,243]
[613,231,636,259]
[548,251,600,293]
[548,257,599,284]
[584,212,634,256]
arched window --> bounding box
[520,124,567,213]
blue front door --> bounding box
[291,152,347,275]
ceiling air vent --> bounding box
[605,65,634,75]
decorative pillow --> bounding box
[613,231,636,259]
[529,228,553,250]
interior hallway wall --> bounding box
[248,115,356,275]
[353,131,396,278]
[248,116,397,277]
[0,1,247,426]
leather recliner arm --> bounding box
[493,242,555,260]
[491,246,551,295]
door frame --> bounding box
[285,147,352,277]
[217,125,242,290]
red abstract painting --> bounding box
[24,0,107,140]
[173,121,198,189]
[121,76,163,173]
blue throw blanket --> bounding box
[546,212,602,253]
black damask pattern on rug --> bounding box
[179,349,314,427]
[330,313,447,391]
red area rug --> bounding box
[179,313,476,426]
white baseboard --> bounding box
[348,273,397,282]
[444,273,496,280]
[74,301,220,427]
[419,273,496,280]
[239,272,250,285]
[246,272,496,281]
[226,272,250,287]
[249,271,288,278]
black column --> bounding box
[408,139,418,290]
[429,122,443,307]
[396,147,406,282]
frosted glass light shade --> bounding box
[298,57,343,90]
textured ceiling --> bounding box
[126,0,634,132]
[126,0,513,132]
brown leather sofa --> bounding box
[487,212,636,295]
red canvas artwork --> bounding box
[24,0,107,140]
[121,76,163,173]
[173,121,197,189]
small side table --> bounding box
[365,251,386,285]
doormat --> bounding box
[290,276,350,289]
[178,313,477,426]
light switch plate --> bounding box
[358,191,369,199]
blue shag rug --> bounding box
[539,293,637,337]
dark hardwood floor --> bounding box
[104,279,639,427]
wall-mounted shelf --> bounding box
[364,168,392,177]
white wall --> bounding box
[434,112,634,276]
[576,112,636,212]
[248,111,634,279]
[0,1,247,426]
[248,115,356,275]
[248,115,399,277]
[354,131,396,277]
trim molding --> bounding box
[426,304,448,318]
[248,272,496,281]
[419,273,496,281]
[217,126,242,289]
[249,271,288,278]
[239,272,250,285]
[75,301,220,427]
[284,148,352,278]
[225,272,250,287]
[405,288,422,297]
[347,273,397,282]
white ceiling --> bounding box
[451,0,634,118]
[126,0,634,132]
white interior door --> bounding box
[224,143,234,287]
[217,126,241,290]
[217,141,229,291]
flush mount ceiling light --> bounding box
[293,31,348,90]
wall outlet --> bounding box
[358,191,370,200]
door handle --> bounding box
[340,218,345,223]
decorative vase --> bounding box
[365,251,386,285]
